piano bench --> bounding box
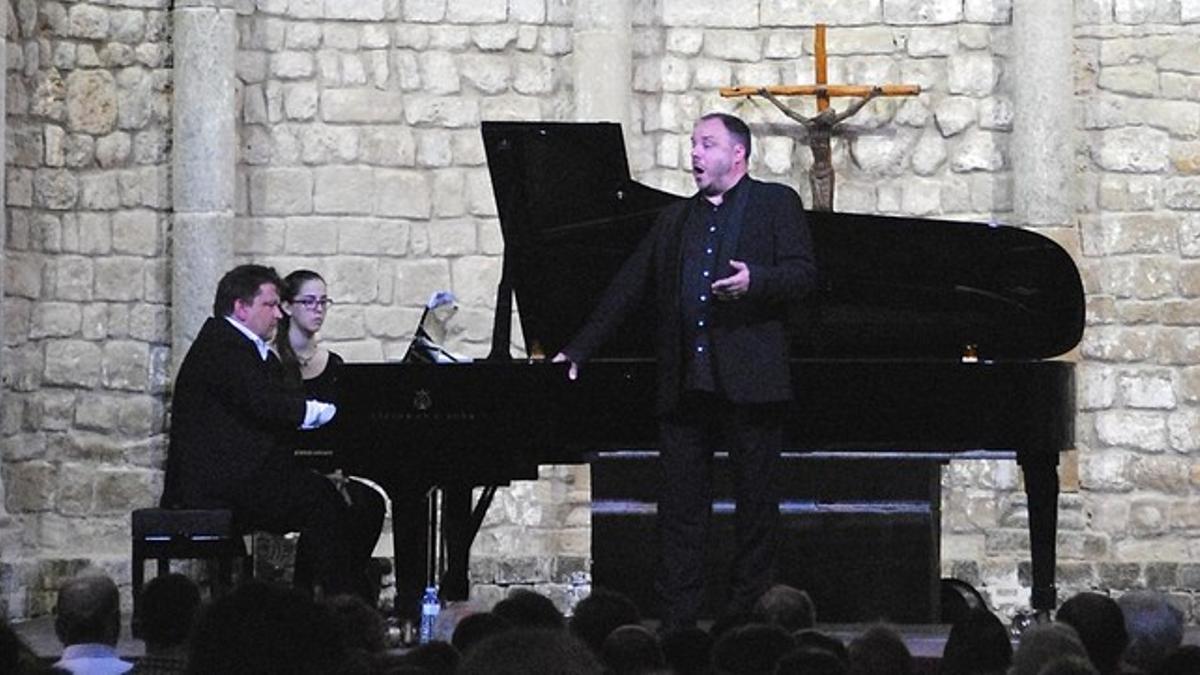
[131,507,252,634]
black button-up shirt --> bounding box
[680,178,748,393]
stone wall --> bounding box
[3,0,1200,623]
[2,0,172,616]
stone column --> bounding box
[1011,0,1073,227]
[0,0,9,522]
[171,0,238,372]
[573,0,633,137]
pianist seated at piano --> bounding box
[274,269,386,602]
[160,264,380,602]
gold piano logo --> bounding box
[413,389,433,411]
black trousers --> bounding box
[231,463,385,601]
[656,392,783,630]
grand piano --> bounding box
[310,121,1085,622]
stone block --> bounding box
[702,31,760,62]
[446,0,506,23]
[394,260,452,306]
[1093,127,1170,173]
[102,340,150,391]
[95,469,159,515]
[313,166,375,215]
[934,97,976,137]
[1168,409,1200,452]
[416,51,460,94]
[662,0,758,27]
[30,303,82,339]
[427,220,477,257]
[94,258,145,301]
[49,256,93,302]
[460,54,509,94]
[946,53,998,96]
[129,304,170,343]
[451,256,500,306]
[321,89,404,123]
[118,397,164,436]
[374,169,432,217]
[404,96,480,128]
[69,4,110,40]
[283,82,320,120]
[76,394,120,432]
[432,170,466,217]
[7,461,57,512]
[66,70,118,135]
[270,51,315,79]
[950,130,1005,172]
[112,210,160,256]
[299,125,360,164]
[7,169,34,208]
[324,257,381,303]
[33,169,79,210]
[473,24,518,50]
[45,340,103,388]
[883,0,963,24]
[359,126,416,166]
[249,168,314,215]
[1095,410,1168,451]
[363,306,414,338]
[284,217,341,254]
[964,0,1010,23]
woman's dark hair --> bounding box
[273,269,325,385]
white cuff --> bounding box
[301,400,337,429]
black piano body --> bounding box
[305,121,1084,621]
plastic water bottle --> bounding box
[419,585,440,643]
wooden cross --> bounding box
[721,24,921,211]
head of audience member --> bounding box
[1153,644,1200,675]
[774,646,848,675]
[1055,592,1127,675]
[660,626,713,675]
[601,624,664,675]
[939,607,1012,675]
[570,588,642,655]
[212,264,283,341]
[139,573,201,654]
[492,589,565,630]
[1010,623,1089,675]
[752,584,817,633]
[186,580,346,675]
[1035,655,1100,675]
[712,622,797,675]
[451,611,512,656]
[846,624,913,675]
[455,627,604,675]
[395,640,459,675]
[54,569,121,649]
[709,610,754,641]
[323,593,388,655]
[1116,590,1184,674]
[794,629,849,665]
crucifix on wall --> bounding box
[721,24,921,211]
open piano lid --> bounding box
[482,121,1085,362]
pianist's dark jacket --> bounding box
[161,316,308,508]
[563,176,817,414]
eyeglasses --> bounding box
[294,296,334,310]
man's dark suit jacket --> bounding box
[563,176,817,415]
[162,317,308,508]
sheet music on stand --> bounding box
[403,291,470,364]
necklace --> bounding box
[295,346,318,367]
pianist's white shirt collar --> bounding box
[224,315,271,361]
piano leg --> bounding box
[1018,451,1059,613]
[387,484,431,622]
[440,484,499,602]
